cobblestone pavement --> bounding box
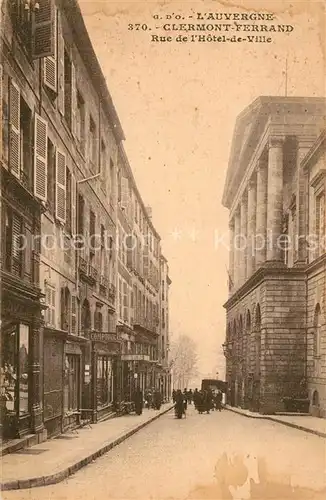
[2,407,326,500]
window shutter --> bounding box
[0,65,2,161]
[71,173,76,236]
[56,150,66,222]
[57,11,65,115]
[51,288,56,326]
[43,7,57,92]
[120,177,129,210]
[71,294,77,334]
[71,62,77,137]
[9,79,20,179]
[34,113,48,201]
[32,0,56,59]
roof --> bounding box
[222,96,326,209]
[63,0,125,142]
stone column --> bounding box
[255,157,268,268]
[233,207,241,288]
[266,137,285,262]
[247,176,257,277]
[239,193,248,285]
[294,139,313,266]
[228,218,235,293]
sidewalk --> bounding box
[1,404,173,491]
[225,405,326,438]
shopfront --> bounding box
[89,332,121,421]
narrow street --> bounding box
[3,407,325,500]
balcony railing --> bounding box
[108,283,116,301]
[88,265,98,283]
[100,274,109,289]
[79,257,88,275]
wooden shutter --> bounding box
[57,10,65,115]
[120,177,129,210]
[71,62,77,137]
[32,0,56,59]
[71,173,76,236]
[9,79,20,179]
[56,150,66,222]
[71,294,77,334]
[34,113,48,201]
[0,65,2,161]
[51,288,56,326]
[43,7,57,91]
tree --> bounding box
[169,335,199,389]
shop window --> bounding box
[64,354,80,412]
[97,356,113,408]
[1,323,30,421]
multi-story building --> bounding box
[159,255,172,400]
[222,96,325,415]
[116,144,163,399]
[1,0,171,442]
[0,0,124,438]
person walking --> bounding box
[133,387,143,415]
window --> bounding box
[100,139,107,193]
[94,310,103,332]
[66,168,72,233]
[47,138,56,215]
[76,91,85,153]
[20,97,32,190]
[77,194,84,236]
[64,49,72,128]
[4,207,23,278]
[89,115,97,170]
[60,287,70,331]
[109,158,114,204]
[89,210,96,260]
[81,299,91,334]
[97,356,113,409]
[64,354,80,412]
[44,284,56,327]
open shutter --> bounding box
[9,79,20,178]
[56,150,66,222]
[32,0,56,59]
[34,113,48,201]
[71,62,77,137]
[0,65,2,161]
[43,7,57,92]
[71,294,77,334]
[57,10,65,115]
[71,173,76,236]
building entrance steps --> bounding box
[225,405,326,438]
[1,403,174,491]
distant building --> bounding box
[222,97,326,415]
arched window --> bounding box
[61,287,71,331]
[314,304,321,358]
[81,299,91,334]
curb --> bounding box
[1,405,174,491]
[225,406,326,438]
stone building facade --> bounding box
[1,0,171,441]
[159,255,172,400]
[222,97,325,415]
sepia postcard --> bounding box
[0,0,325,499]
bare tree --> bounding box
[169,335,199,389]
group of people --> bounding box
[132,388,163,415]
[172,387,223,417]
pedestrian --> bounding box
[188,389,193,405]
[145,389,152,409]
[174,389,186,418]
[183,389,188,412]
[133,387,143,415]
[216,390,222,411]
[172,389,176,404]
[193,388,199,411]
[153,390,162,410]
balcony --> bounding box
[108,283,116,302]
[79,257,88,276]
[100,274,109,291]
[88,264,98,285]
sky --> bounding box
[79,0,325,378]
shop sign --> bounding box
[89,331,120,343]
[121,354,150,362]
